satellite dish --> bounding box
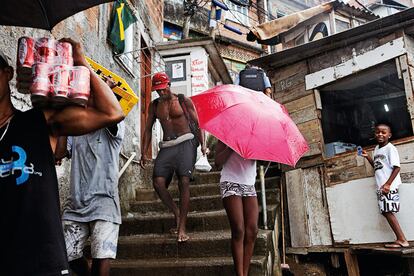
[228,0,249,6]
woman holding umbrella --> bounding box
[215,140,259,276]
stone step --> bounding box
[120,205,277,236]
[116,229,272,259]
[135,176,281,201]
[130,191,278,213]
[110,255,269,276]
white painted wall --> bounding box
[326,177,414,244]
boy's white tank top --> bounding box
[220,151,257,186]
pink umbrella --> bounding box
[191,84,309,167]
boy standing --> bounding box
[362,123,409,248]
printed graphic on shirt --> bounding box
[373,154,386,171]
[0,146,42,185]
[377,189,400,213]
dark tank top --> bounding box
[0,109,69,275]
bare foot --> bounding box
[177,233,189,243]
[169,228,178,235]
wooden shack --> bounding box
[251,7,414,275]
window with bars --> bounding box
[225,0,250,26]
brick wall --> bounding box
[144,0,164,34]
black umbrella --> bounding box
[0,0,113,31]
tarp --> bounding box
[247,2,334,45]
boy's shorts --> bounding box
[220,181,257,199]
[377,189,400,213]
[62,220,119,261]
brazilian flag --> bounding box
[109,0,137,54]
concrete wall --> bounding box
[0,1,163,213]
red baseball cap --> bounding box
[152,72,170,91]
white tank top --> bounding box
[220,152,257,186]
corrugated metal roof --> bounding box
[250,7,414,70]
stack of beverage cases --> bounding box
[17,37,91,108]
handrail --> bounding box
[119,152,137,178]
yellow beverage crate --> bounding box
[85,56,139,115]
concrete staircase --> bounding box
[111,168,281,275]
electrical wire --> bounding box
[199,11,249,35]
[227,7,260,26]
[249,2,278,21]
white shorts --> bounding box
[377,189,400,213]
[62,220,119,262]
[220,181,257,199]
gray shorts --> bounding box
[220,181,257,199]
[377,189,400,213]
[153,139,197,180]
[62,220,119,261]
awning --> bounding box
[247,2,334,45]
[246,0,377,45]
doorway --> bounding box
[140,38,152,159]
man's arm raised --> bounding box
[46,38,124,137]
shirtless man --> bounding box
[140,72,206,242]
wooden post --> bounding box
[344,250,360,276]
[209,3,216,40]
[330,253,340,269]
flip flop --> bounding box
[384,242,409,248]
[177,234,190,243]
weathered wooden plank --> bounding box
[297,119,323,144]
[327,165,367,186]
[401,172,414,183]
[285,169,310,247]
[314,89,322,110]
[308,37,380,73]
[400,162,414,175]
[303,142,322,157]
[273,60,307,81]
[344,250,361,276]
[284,94,315,113]
[404,33,414,65]
[304,167,333,246]
[276,83,313,104]
[325,153,359,172]
[275,72,306,93]
[396,57,402,79]
[289,106,318,125]
[364,156,374,177]
[399,55,414,122]
[281,155,324,172]
[379,32,398,45]
[306,38,406,90]
[396,141,414,164]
